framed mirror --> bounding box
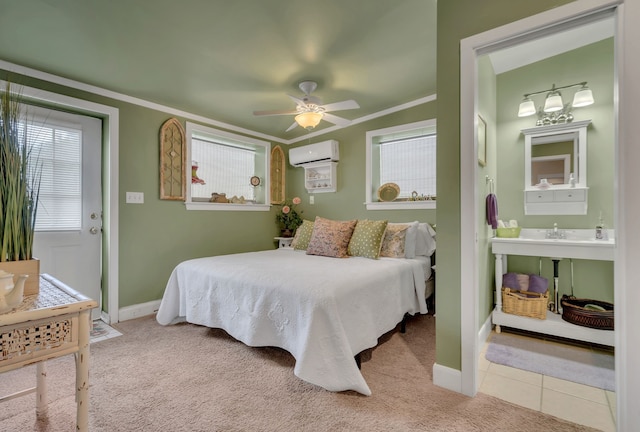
[522,120,591,215]
[523,120,590,188]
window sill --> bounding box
[185,202,270,211]
[365,201,436,210]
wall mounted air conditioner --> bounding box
[289,140,339,167]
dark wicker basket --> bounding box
[561,295,614,330]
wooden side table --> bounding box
[0,274,97,431]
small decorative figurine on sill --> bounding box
[191,161,205,185]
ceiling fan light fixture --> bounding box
[295,111,323,129]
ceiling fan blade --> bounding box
[320,100,360,112]
[285,121,299,132]
[322,113,351,126]
[253,109,299,116]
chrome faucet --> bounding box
[546,223,566,239]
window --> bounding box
[366,119,436,210]
[185,122,270,211]
[19,109,84,231]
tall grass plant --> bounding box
[0,83,41,261]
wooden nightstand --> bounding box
[274,237,294,249]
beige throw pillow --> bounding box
[306,216,357,258]
[379,224,410,258]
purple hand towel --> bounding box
[486,193,498,229]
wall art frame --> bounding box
[159,118,186,200]
[477,114,487,167]
[270,145,285,204]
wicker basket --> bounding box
[502,287,548,320]
[561,295,614,330]
[496,227,521,238]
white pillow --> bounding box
[415,223,436,257]
[386,221,419,258]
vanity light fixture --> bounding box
[543,88,564,112]
[517,82,595,120]
[572,84,595,107]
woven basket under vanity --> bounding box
[502,287,548,320]
[561,295,614,330]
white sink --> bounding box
[518,228,614,243]
[492,228,615,260]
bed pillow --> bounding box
[379,224,410,258]
[348,219,388,259]
[306,216,357,258]
[415,223,437,257]
[291,219,315,250]
[386,222,419,258]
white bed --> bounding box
[156,248,432,395]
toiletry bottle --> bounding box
[596,213,606,240]
[569,173,576,188]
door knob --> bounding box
[89,227,100,235]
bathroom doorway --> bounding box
[459,1,623,428]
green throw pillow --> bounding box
[348,219,388,259]
[291,219,314,250]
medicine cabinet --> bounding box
[522,120,591,215]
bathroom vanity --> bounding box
[492,228,614,346]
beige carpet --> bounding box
[0,314,596,431]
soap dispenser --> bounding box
[596,212,608,240]
[569,172,576,188]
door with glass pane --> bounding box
[29,106,103,320]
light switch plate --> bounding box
[126,192,144,204]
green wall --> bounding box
[477,55,498,325]
[436,0,575,370]
[496,38,615,227]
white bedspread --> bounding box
[156,249,428,395]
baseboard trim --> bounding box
[479,314,493,348]
[433,362,462,393]
[118,300,162,322]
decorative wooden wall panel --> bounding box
[270,145,285,204]
[159,118,186,200]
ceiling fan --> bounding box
[253,81,360,132]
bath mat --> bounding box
[90,319,122,343]
[485,331,614,391]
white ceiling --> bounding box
[488,15,615,74]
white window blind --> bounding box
[27,122,82,231]
[379,133,436,198]
[191,138,256,201]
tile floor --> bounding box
[479,331,616,432]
